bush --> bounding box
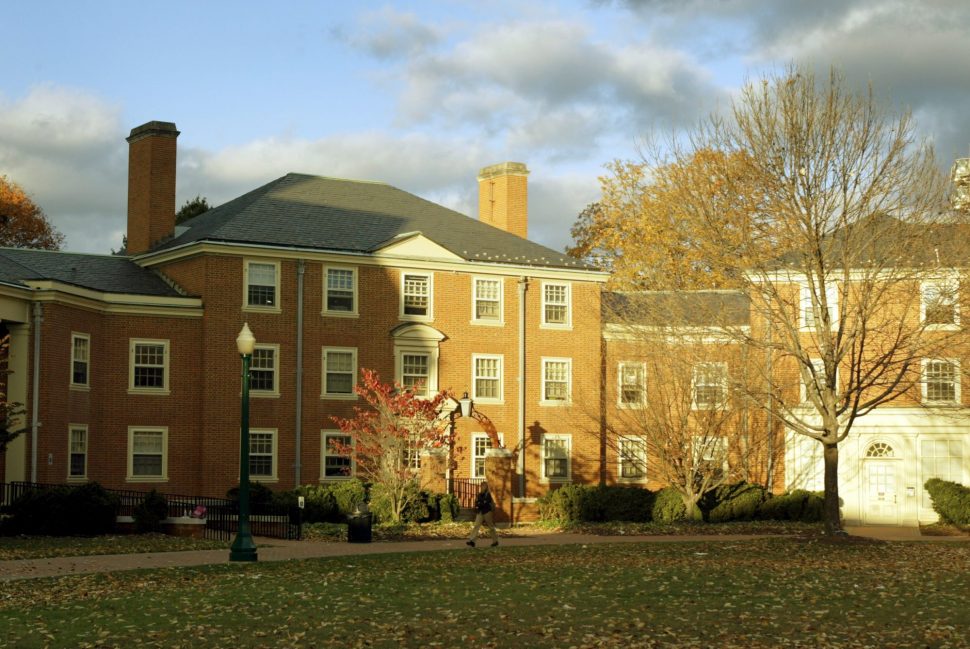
[6,482,120,536]
[132,489,168,533]
[435,493,459,523]
[226,482,275,509]
[329,480,367,517]
[757,490,823,522]
[537,485,654,523]
[704,482,768,523]
[651,487,688,523]
[924,478,970,525]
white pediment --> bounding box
[390,322,447,343]
[372,232,462,261]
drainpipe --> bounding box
[30,303,42,483]
[294,260,305,488]
[517,277,529,500]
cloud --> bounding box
[347,6,443,59]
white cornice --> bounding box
[21,280,203,318]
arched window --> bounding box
[865,442,895,458]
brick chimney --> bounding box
[126,121,179,254]
[477,162,529,239]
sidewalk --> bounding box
[1,527,965,582]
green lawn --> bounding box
[0,534,227,560]
[1,537,967,648]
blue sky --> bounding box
[2,1,969,254]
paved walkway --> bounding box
[1,526,965,582]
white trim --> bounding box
[243,258,282,313]
[541,281,572,330]
[617,361,646,408]
[541,433,572,483]
[250,343,281,398]
[321,430,356,480]
[395,348,438,398]
[126,426,168,482]
[471,276,504,325]
[540,357,572,406]
[323,265,358,317]
[921,358,961,405]
[128,338,170,395]
[322,347,358,399]
[249,428,279,482]
[400,271,433,322]
[67,424,88,481]
[70,332,90,390]
[472,353,504,404]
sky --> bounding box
[2,0,970,255]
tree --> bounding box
[0,334,25,453]
[635,66,953,534]
[569,149,770,291]
[175,195,211,224]
[330,369,453,523]
[0,176,64,250]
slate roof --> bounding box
[154,173,596,270]
[0,248,183,297]
[603,290,750,327]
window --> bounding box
[322,432,354,479]
[68,425,87,480]
[786,431,823,491]
[693,435,728,476]
[471,433,494,479]
[127,427,167,481]
[71,333,90,388]
[541,358,571,404]
[542,282,571,328]
[920,439,964,509]
[923,359,960,404]
[404,434,422,470]
[473,355,503,402]
[618,436,647,481]
[129,339,169,393]
[402,353,430,396]
[323,348,357,398]
[402,273,432,319]
[922,278,959,328]
[542,434,571,481]
[692,362,728,409]
[250,345,279,396]
[245,260,279,309]
[473,278,502,323]
[801,358,835,404]
[618,362,646,407]
[801,283,838,329]
[249,429,277,481]
[325,267,357,315]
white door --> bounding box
[863,460,899,525]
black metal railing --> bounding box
[0,482,301,541]
[449,477,484,509]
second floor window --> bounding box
[250,346,278,393]
[473,355,502,401]
[692,362,727,410]
[801,283,838,330]
[473,278,502,322]
[923,359,960,404]
[402,353,430,396]
[402,273,431,318]
[323,348,356,397]
[472,434,493,478]
[542,358,571,403]
[618,436,647,480]
[246,261,278,308]
[130,340,168,392]
[922,279,959,327]
[542,282,570,327]
[71,334,89,387]
[618,362,646,406]
[326,267,356,314]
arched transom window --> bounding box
[865,442,895,458]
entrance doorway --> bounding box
[862,441,900,525]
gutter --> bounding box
[517,277,529,501]
[295,260,305,487]
[30,302,42,482]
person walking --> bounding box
[466,481,499,548]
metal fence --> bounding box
[449,477,485,509]
[0,481,301,541]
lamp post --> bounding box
[230,323,258,562]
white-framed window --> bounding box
[127,427,167,481]
[541,357,571,404]
[618,362,646,407]
[71,333,90,389]
[618,436,647,482]
[473,354,503,403]
[801,358,838,404]
[921,278,960,328]
[322,347,357,398]
[68,425,88,480]
[800,282,838,330]
[322,431,354,479]
[404,433,422,471]
[250,344,279,397]
[401,352,431,397]
[471,433,504,479]
[542,434,571,482]
[128,339,169,394]
[472,277,503,324]
[692,362,728,410]
[542,281,571,328]
[920,439,964,510]
[244,259,280,311]
[401,272,433,320]
[693,435,728,475]
[324,266,357,316]
[249,429,277,481]
[785,431,824,491]
[922,359,961,405]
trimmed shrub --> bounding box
[651,487,688,523]
[537,485,654,523]
[435,493,459,523]
[757,490,823,522]
[132,489,168,533]
[924,478,970,525]
[226,482,275,509]
[705,482,768,523]
[329,480,367,517]
[369,482,431,523]
[6,482,120,536]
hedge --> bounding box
[5,482,120,536]
[756,489,824,522]
[924,478,970,525]
[538,485,655,523]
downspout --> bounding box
[517,277,529,501]
[294,260,305,488]
[30,302,42,483]
[765,319,775,491]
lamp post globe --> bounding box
[230,323,258,562]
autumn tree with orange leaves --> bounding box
[0,176,64,250]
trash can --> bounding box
[347,512,372,543]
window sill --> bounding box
[126,476,169,483]
[319,476,357,482]
[321,394,358,401]
[69,384,91,392]
[251,392,281,399]
[540,399,570,407]
[66,476,88,483]
[322,310,359,319]
[251,477,279,484]
[540,477,572,485]
[128,388,170,396]
[540,323,572,331]
[617,402,646,410]
[924,323,960,332]
[400,314,433,323]
[470,319,505,327]
[617,477,648,485]
[243,305,282,315]
[472,398,504,406]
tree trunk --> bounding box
[822,442,842,534]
